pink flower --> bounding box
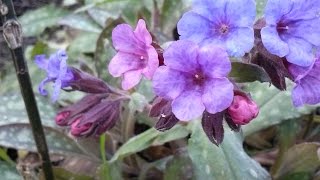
[227,92,259,125]
[108,19,159,90]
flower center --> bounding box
[193,73,205,86]
[219,24,229,35]
[276,22,289,34]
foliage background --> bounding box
[0,0,319,179]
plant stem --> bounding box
[0,0,53,179]
[100,133,107,164]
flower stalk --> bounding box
[0,0,53,179]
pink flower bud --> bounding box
[70,118,93,137]
[227,93,259,125]
[55,111,71,126]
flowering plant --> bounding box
[1,0,320,179]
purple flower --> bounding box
[261,0,320,67]
[152,40,234,121]
[288,51,320,107]
[35,50,74,102]
[177,0,256,57]
[108,19,159,90]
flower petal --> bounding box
[192,0,225,22]
[225,0,256,27]
[52,79,62,102]
[292,77,320,107]
[112,24,145,55]
[38,77,51,96]
[152,66,187,100]
[264,0,293,25]
[122,70,142,90]
[134,19,152,45]
[288,18,320,46]
[163,40,199,73]
[108,52,144,77]
[177,12,213,44]
[142,47,159,79]
[172,90,205,121]
[284,0,320,21]
[198,45,231,77]
[261,26,289,57]
[35,55,48,70]
[202,78,234,114]
[225,27,254,57]
[285,37,314,67]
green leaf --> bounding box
[242,82,315,136]
[59,13,102,33]
[0,162,20,180]
[164,152,194,180]
[0,124,86,156]
[128,92,148,112]
[53,167,93,180]
[229,62,271,83]
[19,5,69,36]
[0,95,90,157]
[110,125,189,162]
[188,121,270,180]
[96,162,122,180]
[68,32,100,56]
[273,143,320,179]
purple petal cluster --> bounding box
[261,0,320,67]
[152,40,234,121]
[108,19,159,90]
[177,0,256,57]
[288,51,320,107]
[35,50,74,102]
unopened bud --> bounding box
[227,92,259,125]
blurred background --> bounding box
[0,0,319,179]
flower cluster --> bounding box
[34,0,320,144]
[55,94,122,137]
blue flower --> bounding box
[177,0,256,57]
[261,0,320,67]
[35,50,74,102]
[288,50,320,107]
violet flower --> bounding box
[35,50,74,102]
[36,50,112,102]
[108,19,159,90]
[261,0,320,67]
[152,40,234,121]
[177,0,256,57]
[287,51,320,107]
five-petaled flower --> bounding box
[152,40,234,121]
[35,49,74,102]
[177,0,256,57]
[261,0,320,67]
[108,19,159,90]
[287,51,320,107]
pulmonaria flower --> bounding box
[152,40,234,121]
[227,91,259,125]
[261,0,320,67]
[36,50,112,101]
[35,50,74,101]
[287,51,320,107]
[177,0,256,57]
[108,19,159,90]
[56,94,122,137]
